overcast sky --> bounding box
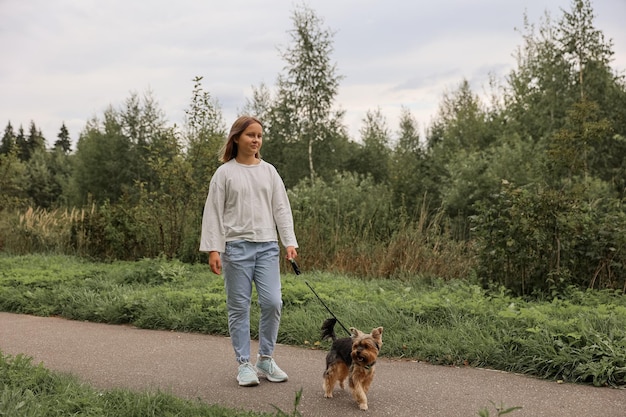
[1,0,625,147]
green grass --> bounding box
[0,351,518,417]
[1,253,625,388]
[0,351,276,417]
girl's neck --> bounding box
[235,155,260,165]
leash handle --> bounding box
[305,281,351,336]
[289,259,301,275]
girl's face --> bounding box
[235,122,262,160]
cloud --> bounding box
[1,0,624,147]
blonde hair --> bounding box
[219,115,263,163]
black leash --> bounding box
[289,259,351,336]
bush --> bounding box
[471,180,626,295]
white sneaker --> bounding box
[255,355,288,382]
[237,362,260,387]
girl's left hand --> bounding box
[285,246,298,261]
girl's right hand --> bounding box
[209,251,222,275]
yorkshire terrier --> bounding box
[321,318,384,411]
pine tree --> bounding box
[26,121,46,157]
[54,123,72,153]
[350,108,391,184]
[0,122,16,155]
[15,125,28,161]
[390,108,429,213]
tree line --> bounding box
[1,0,625,295]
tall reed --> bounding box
[1,172,475,281]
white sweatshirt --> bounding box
[199,159,298,253]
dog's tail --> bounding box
[321,317,337,342]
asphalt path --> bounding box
[1,312,624,417]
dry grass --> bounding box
[296,206,477,281]
[0,206,95,254]
[2,203,477,281]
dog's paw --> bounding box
[324,392,333,398]
[359,403,368,411]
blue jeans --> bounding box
[222,240,282,364]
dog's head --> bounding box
[349,326,383,367]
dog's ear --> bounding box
[371,327,383,341]
[350,327,363,339]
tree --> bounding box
[548,99,612,183]
[71,90,181,205]
[427,80,491,156]
[390,107,429,213]
[241,83,272,122]
[167,76,229,259]
[183,76,226,184]
[558,0,613,101]
[556,0,626,195]
[0,122,16,155]
[266,4,344,183]
[26,121,46,158]
[120,90,170,195]
[395,106,422,154]
[71,109,133,204]
[348,108,391,184]
[423,80,493,225]
[54,123,72,154]
[504,12,575,142]
[25,148,56,209]
[470,0,626,293]
[15,125,27,161]
[47,146,73,207]
[0,147,28,210]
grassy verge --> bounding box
[0,351,280,417]
[1,253,625,388]
[1,350,519,417]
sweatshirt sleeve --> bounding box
[199,171,226,253]
[271,168,299,249]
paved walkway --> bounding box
[0,312,624,416]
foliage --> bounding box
[504,10,574,142]
[24,149,57,209]
[389,107,430,213]
[478,401,522,417]
[71,110,134,205]
[70,92,176,206]
[423,79,499,238]
[471,179,626,295]
[0,351,273,417]
[287,172,474,279]
[1,254,625,388]
[23,121,46,162]
[347,108,391,183]
[1,0,625,296]
[0,149,29,212]
[262,3,347,185]
[183,75,225,184]
[428,80,494,156]
[547,99,613,181]
[558,0,614,102]
[0,122,17,156]
[53,122,72,154]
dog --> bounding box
[321,318,383,411]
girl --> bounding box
[200,115,298,387]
